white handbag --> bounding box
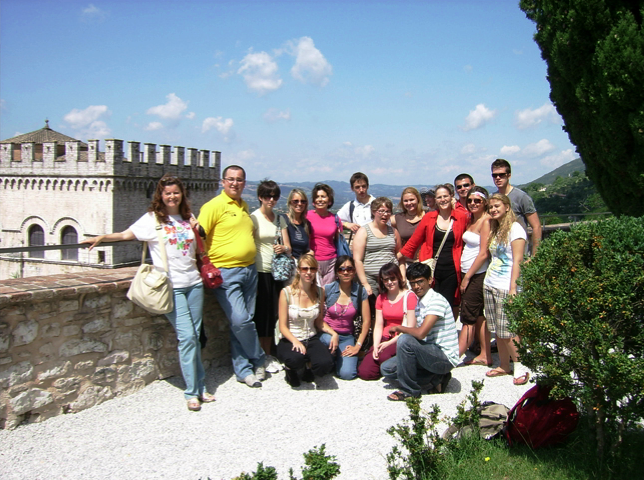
[127,219,174,314]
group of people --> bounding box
[82,158,541,409]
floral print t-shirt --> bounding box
[129,212,201,288]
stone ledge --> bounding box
[0,267,138,305]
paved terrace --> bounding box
[0,271,532,480]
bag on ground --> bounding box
[442,402,509,441]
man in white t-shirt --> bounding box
[381,262,459,400]
[336,172,375,234]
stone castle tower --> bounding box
[0,121,221,279]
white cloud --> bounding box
[263,108,291,123]
[287,37,332,87]
[355,145,375,157]
[63,105,111,138]
[186,112,195,120]
[461,143,476,155]
[342,141,352,147]
[227,149,256,167]
[540,149,577,168]
[461,104,497,131]
[202,117,234,136]
[237,51,282,95]
[81,4,107,22]
[146,93,188,120]
[500,145,521,155]
[145,122,163,131]
[515,102,561,129]
[522,139,556,157]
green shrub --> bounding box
[506,216,644,463]
[233,462,278,480]
[289,444,340,480]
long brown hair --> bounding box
[286,188,310,235]
[290,254,320,302]
[149,174,192,223]
[487,193,517,247]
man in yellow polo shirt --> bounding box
[198,165,266,388]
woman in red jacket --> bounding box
[398,184,469,317]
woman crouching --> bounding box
[277,254,335,387]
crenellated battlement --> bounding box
[0,139,221,181]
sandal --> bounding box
[387,390,414,402]
[436,372,452,394]
[199,393,216,403]
[513,372,530,386]
[486,367,512,378]
[463,358,493,367]
[187,398,202,411]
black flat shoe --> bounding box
[301,368,315,383]
[285,368,301,387]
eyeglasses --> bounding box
[491,173,508,179]
[409,279,427,287]
[291,199,307,205]
[382,277,398,284]
[456,183,471,190]
[224,177,245,184]
[376,210,392,216]
[299,266,318,273]
[263,195,279,200]
[467,198,483,205]
[338,266,355,273]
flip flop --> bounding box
[187,398,202,411]
[387,390,414,402]
[199,393,216,403]
[463,358,493,367]
[486,367,512,378]
[513,372,530,386]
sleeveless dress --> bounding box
[394,213,422,247]
[363,224,398,296]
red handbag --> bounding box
[193,226,223,289]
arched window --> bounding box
[61,226,78,261]
[28,225,45,258]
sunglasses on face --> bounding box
[491,173,508,179]
[299,267,318,273]
[467,198,483,205]
[291,199,307,205]
[382,277,398,284]
[263,195,279,200]
[338,266,355,273]
[456,183,471,189]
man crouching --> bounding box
[381,262,459,400]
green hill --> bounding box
[521,157,586,187]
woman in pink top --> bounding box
[358,263,417,380]
[306,183,342,286]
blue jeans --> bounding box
[165,283,206,399]
[381,334,454,397]
[319,332,359,380]
[211,264,265,381]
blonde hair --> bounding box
[397,187,424,217]
[291,254,320,302]
[487,193,517,247]
[286,188,310,235]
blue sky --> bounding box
[0,0,578,186]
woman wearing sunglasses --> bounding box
[358,263,417,380]
[319,256,371,380]
[285,188,312,261]
[276,254,335,387]
[458,187,493,366]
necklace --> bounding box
[334,302,350,316]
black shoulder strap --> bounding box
[349,201,356,223]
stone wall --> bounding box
[0,269,230,429]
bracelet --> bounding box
[356,341,362,346]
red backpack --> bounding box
[504,384,579,449]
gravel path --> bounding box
[0,352,532,480]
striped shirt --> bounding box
[416,289,459,366]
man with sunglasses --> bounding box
[491,159,542,255]
[453,173,475,213]
[198,165,266,388]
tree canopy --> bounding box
[520,0,644,216]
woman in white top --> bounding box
[250,180,291,373]
[459,187,492,364]
[276,254,335,387]
[483,193,529,385]
[81,175,214,411]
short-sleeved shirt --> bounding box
[197,191,256,268]
[129,212,201,289]
[484,222,527,290]
[337,196,375,227]
[416,289,459,366]
[251,211,288,273]
[376,290,418,337]
[506,187,537,235]
[285,216,310,259]
[307,210,341,261]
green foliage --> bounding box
[233,463,278,480]
[506,216,644,463]
[520,0,644,216]
[290,444,341,480]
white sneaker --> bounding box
[265,355,282,374]
[243,374,262,388]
